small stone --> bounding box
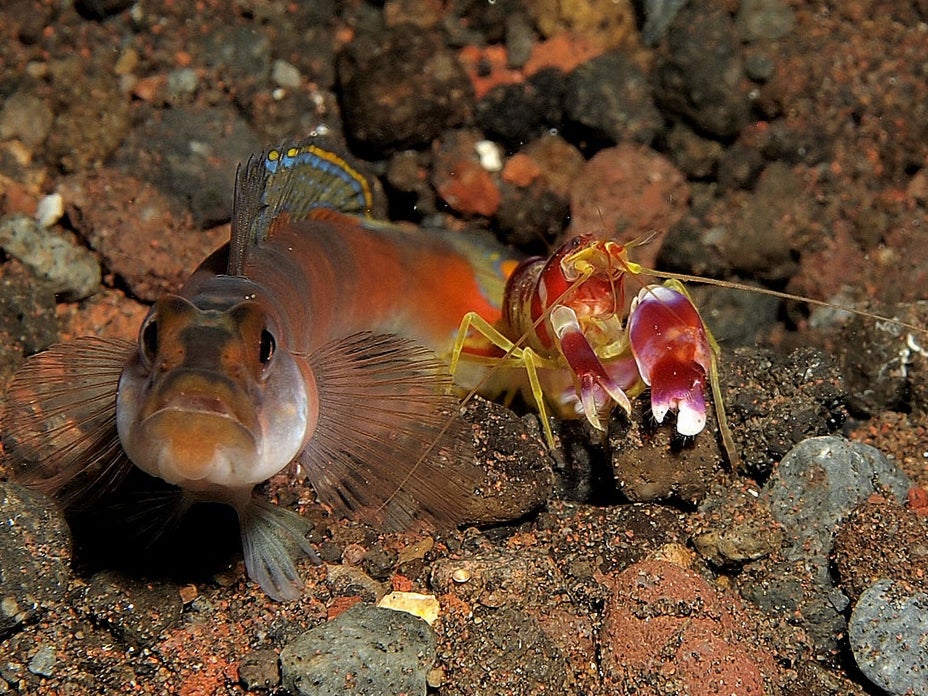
[113,107,261,227]
[474,140,503,172]
[238,648,281,691]
[567,143,689,270]
[271,59,302,89]
[762,436,911,573]
[280,603,436,696]
[601,560,781,693]
[693,488,783,567]
[0,213,100,301]
[377,591,440,625]
[426,666,444,689]
[744,53,776,82]
[72,571,184,650]
[0,91,54,149]
[166,68,199,97]
[642,0,689,45]
[459,396,553,524]
[474,70,565,147]
[849,579,928,696]
[431,548,557,609]
[655,3,751,138]
[338,27,473,156]
[736,0,796,41]
[446,607,570,692]
[504,12,534,68]
[61,168,227,302]
[564,50,662,146]
[833,496,928,601]
[26,643,56,677]
[431,131,501,217]
[45,65,131,172]
[35,193,64,229]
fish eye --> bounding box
[139,313,159,368]
[259,328,276,365]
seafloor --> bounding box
[1,1,927,694]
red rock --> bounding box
[501,153,542,188]
[2,179,38,217]
[60,168,227,302]
[524,33,607,76]
[600,560,780,695]
[567,144,690,270]
[433,158,500,217]
[908,487,928,516]
[432,131,502,217]
[457,45,524,100]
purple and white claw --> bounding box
[628,284,713,437]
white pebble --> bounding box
[475,140,503,172]
[272,60,302,89]
[35,193,64,229]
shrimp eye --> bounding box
[139,313,159,368]
[259,328,276,365]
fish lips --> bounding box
[134,404,261,489]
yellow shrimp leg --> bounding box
[450,311,563,448]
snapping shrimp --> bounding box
[450,233,737,467]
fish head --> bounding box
[116,293,315,494]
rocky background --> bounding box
[1,0,928,694]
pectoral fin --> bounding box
[298,332,480,532]
[2,337,136,509]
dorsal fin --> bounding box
[228,138,384,275]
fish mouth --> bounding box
[136,406,260,488]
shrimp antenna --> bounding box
[638,267,928,337]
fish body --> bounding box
[3,140,516,600]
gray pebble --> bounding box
[654,3,750,138]
[0,92,54,149]
[203,25,271,81]
[565,51,662,146]
[762,436,911,570]
[504,12,534,68]
[736,0,796,42]
[26,643,56,677]
[642,0,689,46]
[279,603,436,696]
[167,68,199,97]
[849,579,928,696]
[744,54,776,82]
[115,108,261,227]
[271,60,302,89]
[0,214,101,301]
[747,436,912,657]
[238,648,281,690]
[0,482,72,636]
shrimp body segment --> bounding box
[452,235,725,455]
